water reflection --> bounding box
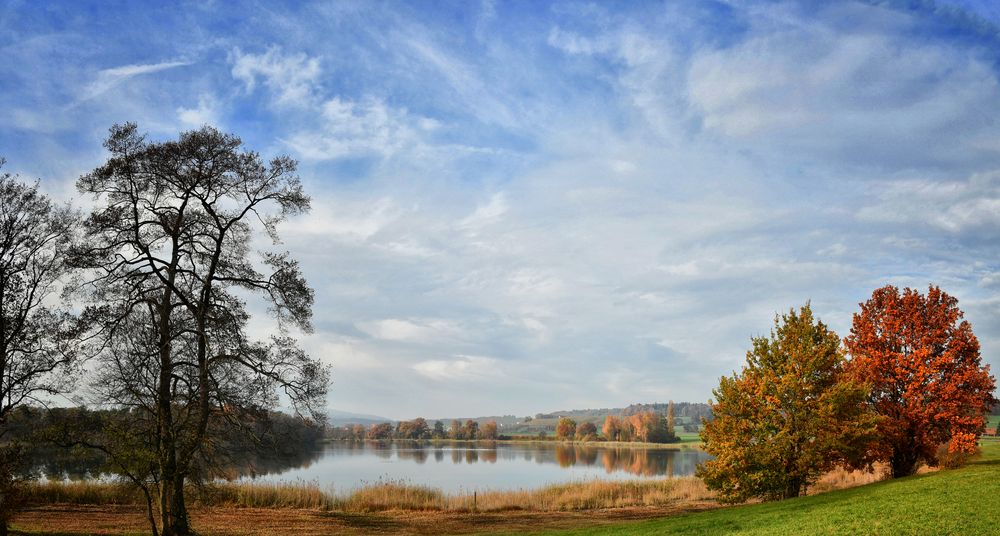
[302,441,708,479]
[29,440,712,491]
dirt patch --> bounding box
[12,502,720,535]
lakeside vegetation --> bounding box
[18,476,712,513]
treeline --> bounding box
[534,402,711,422]
[328,418,501,441]
[5,406,324,481]
[328,406,686,444]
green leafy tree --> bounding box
[698,304,877,503]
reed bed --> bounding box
[29,461,910,513]
[22,477,713,512]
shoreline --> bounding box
[322,437,705,450]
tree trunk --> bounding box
[157,467,193,536]
[169,474,191,536]
[890,448,919,478]
[782,478,802,499]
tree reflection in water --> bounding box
[29,441,708,482]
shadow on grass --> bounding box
[318,511,403,531]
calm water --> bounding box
[241,441,713,493]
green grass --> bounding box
[509,443,1000,536]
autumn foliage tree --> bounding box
[602,416,622,441]
[698,304,878,503]
[845,285,997,478]
[479,420,498,440]
[576,421,597,440]
[556,417,576,440]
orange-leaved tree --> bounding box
[844,285,997,478]
[698,304,878,503]
[556,417,576,440]
[602,415,622,441]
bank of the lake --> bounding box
[323,436,704,449]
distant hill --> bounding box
[326,409,394,426]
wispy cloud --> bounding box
[82,60,191,101]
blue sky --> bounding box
[2,0,999,419]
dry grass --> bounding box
[22,477,713,513]
[25,480,146,506]
[198,481,337,509]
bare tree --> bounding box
[71,125,329,536]
[0,159,77,536]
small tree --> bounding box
[698,304,877,503]
[556,417,576,440]
[845,285,997,477]
[367,422,393,440]
[576,421,597,441]
[479,420,498,440]
[0,162,78,536]
[463,419,479,440]
[602,415,621,441]
[350,424,366,440]
[448,419,462,440]
[432,420,446,439]
[667,401,676,436]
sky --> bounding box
[2,0,999,420]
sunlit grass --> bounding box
[508,442,1000,535]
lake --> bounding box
[240,441,713,493]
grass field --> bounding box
[510,442,1000,536]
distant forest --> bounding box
[327,401,713,441]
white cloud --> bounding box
[231,46,321,106]
[177,94,220,127]
[413,355,502,381]
[284,97,433,160]
[358,318,462,343]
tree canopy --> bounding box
[845,285,996,477]
[698,304,877,503]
